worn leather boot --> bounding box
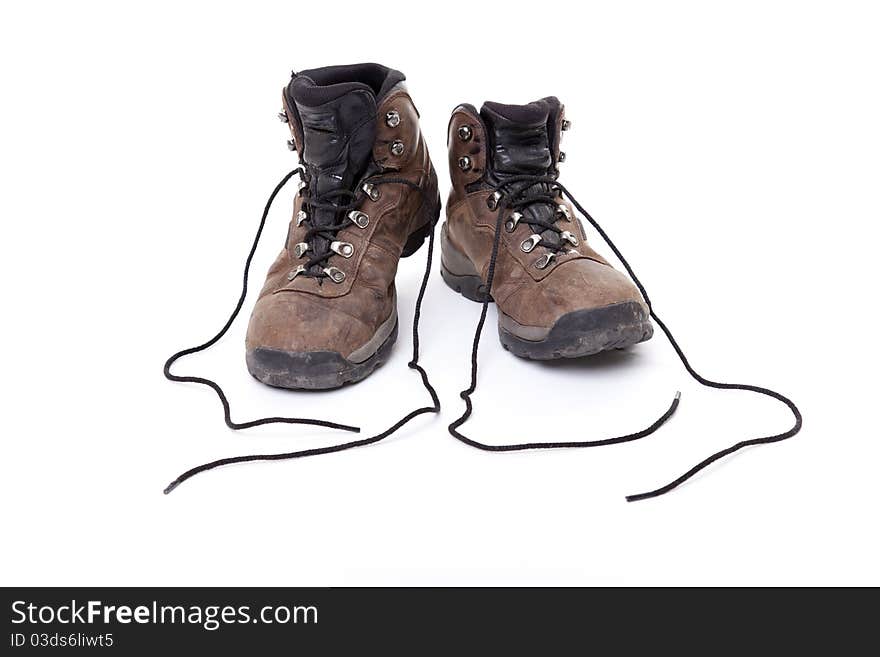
[442,98,652,359]
[246,64,440,389]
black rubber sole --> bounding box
[246,321,399,390]
[440,266,494,303]
[498,302,653,360]
[440,226,652,360]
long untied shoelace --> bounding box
[163,168,440,494]
[448,174,802,502]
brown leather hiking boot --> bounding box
[246,64,440,389]
[162,64,443,493]
[441,98,652,359]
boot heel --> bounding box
[401,193,441,258]
[401,165,441,258]
[441,267,494,303]
[440,224,493,303]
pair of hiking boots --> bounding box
[247,63,647,388]
[165,63,801,499]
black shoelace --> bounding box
[163,168,440,494]
[297,174,358,278]
[499,178,568,251]
[449,174,802,501]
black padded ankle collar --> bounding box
[482,100,551,125]
[292,63,406,106]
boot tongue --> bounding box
[481,101,553,175]
[290,75,377,219]
[481,100,561,250]
[289,76,377,272]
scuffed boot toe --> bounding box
[498,301,652,360]
[246,320,398,390]
[245,293,398,390]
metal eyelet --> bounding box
[286,139,296,151]
[348,210,369,228]
[558,151,566,163]
[521,234,542,253]
[293,242,309,258]
[561,230,579,247]
[458,125,473,142]
[557,204,572,221]
[324,267,346,283]
[362,183,381,201]
[296,210,308,226]
[385,110,400,127]
[487,191,502,210]
[458,156,472,171]
[390,140,405,156]
[535,253,556,270]
[330,241,354,258]
[505,211,523,232]
[287,265,306,281]
[278,109,289,123]
[561,119,572,131]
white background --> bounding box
[2,1,878,586]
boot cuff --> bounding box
[292,63,405,106]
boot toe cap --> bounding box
[506,258,647,325]
[245,293,376,357]
[497,259,652,359]
[244,293,397,390]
